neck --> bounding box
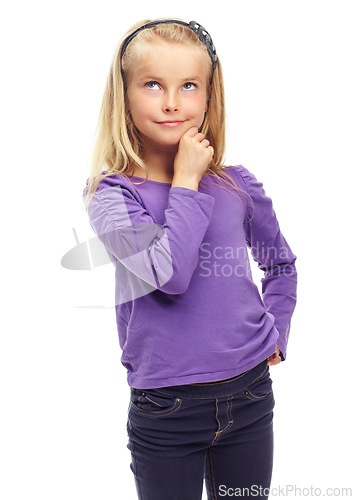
[133,140,179,183]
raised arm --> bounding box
[83,177,215,296]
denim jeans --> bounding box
[126,360,275,500]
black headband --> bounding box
[120,19,218,71]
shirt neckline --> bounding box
[129,175,172,186]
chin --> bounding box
[154,133,184,147]
[160,136,182,145]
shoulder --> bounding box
[218,165,261,196]
[82,171,148,224]
[95,170,140,192]
[221,165,255,185]
[222,165,266,194]
[83,171,143,202]
[220,165,274,224]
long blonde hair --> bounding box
[83,18,253,221]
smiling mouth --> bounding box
[156,121,185,127]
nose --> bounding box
[163,90,179,112]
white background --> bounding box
[1,0,352,498]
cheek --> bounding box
[131,93,159,119]
[185,93,207,114]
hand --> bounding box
[173,127,214,184]
[267,344,282,366]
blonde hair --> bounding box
[83,18,253,221]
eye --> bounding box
[145,81,160,90]
[183,82,196,90]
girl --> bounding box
[83,18,297,500]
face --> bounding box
[126,39,210,151]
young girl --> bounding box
[83,18,297,500]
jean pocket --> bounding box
[242,365,273,401]
[129,388,183,417]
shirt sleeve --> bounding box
[236,165,298,360]
[83,177,215,296]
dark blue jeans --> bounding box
[126,360,275,499]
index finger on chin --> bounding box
[182,126,199,137]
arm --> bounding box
[83,177,215,296]
[238,166,298,360]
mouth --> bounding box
[156,120,185,128]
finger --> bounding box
[268,355,281,366]
[267,360,279,366]
[182,126,199,138]
[193,132,206,143]
[267,352,281,366]
[200,139,210,148]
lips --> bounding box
[156,120,185,127]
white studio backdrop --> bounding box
[1,0,352,498]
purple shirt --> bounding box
[83,165,297,389]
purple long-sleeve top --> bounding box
[83,165,297,389]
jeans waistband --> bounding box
[150,360,269,399]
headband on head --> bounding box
[120,19,218,71]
